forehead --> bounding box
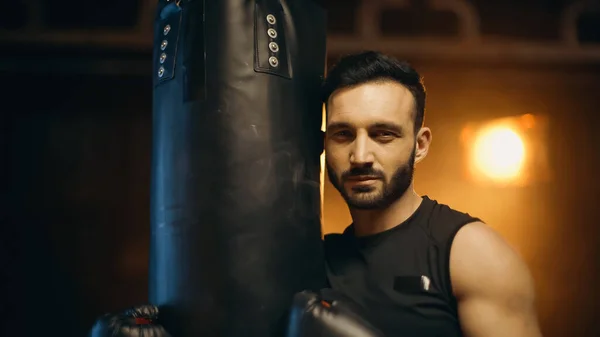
[327,81,415,127]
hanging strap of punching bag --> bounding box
[254,0,291,79]
[154,0,208,102]
[154,0,183,86]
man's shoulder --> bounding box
[323,224,353,240]
[323,227,351,248]
[323,232,344,243]
[423,196,481,223]
[420,196,483,245]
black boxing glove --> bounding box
[89,304,172,337]
[285,289,386,337]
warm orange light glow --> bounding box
[320,104,326,224]
[461,114,551,187]
[472,126,526,182]
[520,113,536,129]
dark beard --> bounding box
[327,149,416,210]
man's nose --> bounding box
[349,135,374,166]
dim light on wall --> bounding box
[461,114,551,186]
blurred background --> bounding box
[2,0,600,336]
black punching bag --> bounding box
[149,1,327,337]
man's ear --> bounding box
[414,127,432,164]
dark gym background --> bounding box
[2,1,599,336]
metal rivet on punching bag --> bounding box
[266,14,276,24]
[164,24,171,35]
[160,53,167,64]
[269,42,279,53]
[160,40,168,50]
[158,66,165,77]
[267,28,277,38]
[269,56,279,67]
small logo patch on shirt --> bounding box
[421,275,431,291]
[393,275,434,294]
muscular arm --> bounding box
[450,222,543,337]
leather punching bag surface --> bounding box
[149,1,327,337]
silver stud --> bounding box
[269,56,279,67]
[267,28,277,38]
[163,24,171,35]
[160,40,168,50]
[160,53,167,64]
[158,66,165,77]
[269,42,279,53]
[266,14,276,25]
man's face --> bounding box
[325,81,421,210]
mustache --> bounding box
[341,167,385,180]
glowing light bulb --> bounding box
[472,127,525,181]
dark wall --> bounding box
[6,74,154,335]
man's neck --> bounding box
[350,189,423,237]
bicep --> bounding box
[450,222,543,337]
[458,290,541,337]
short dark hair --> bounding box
[321,51,426,132]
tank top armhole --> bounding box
[443,218,482,311]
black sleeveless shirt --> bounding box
[324,196,480,337]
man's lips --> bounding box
[345,175,380,182]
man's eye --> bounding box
[374,131,395,138]
[333,131,352,137]
[372,131,397,142]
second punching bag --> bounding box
[149,1,327,337]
